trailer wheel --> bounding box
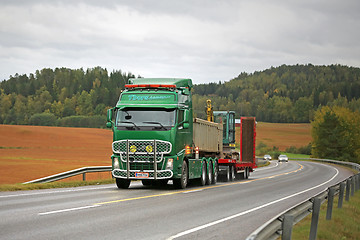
[206,161,213,185]
[212,161,218,184]
[116,178,131,189]
[199,161,206,186]
[225,166,231,182]
[244,167,249,179]
[230,166,236,181]
[174,161,188,189]
[246,168,251,179]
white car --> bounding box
[263,154,272,161]
[278,155,288,162]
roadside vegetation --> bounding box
[292,191,360,239]
[256,141,311,160]
[311,106,360,163]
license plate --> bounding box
[135,172,149,178]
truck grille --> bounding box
[112,140,172,163]
[112,169,173,179]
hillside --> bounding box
[193,64,360,122]
[1,64,360,126]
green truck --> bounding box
[106,78,256,189]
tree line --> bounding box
[0,67,135,127]
[193,64,360,122]
[1,64,360,128]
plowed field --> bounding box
[236,122,312,150]
[0,125,112,184]
[0,122,311,184]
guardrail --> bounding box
[246,158,360,240]
[24,158,265,184]
[23,166,112,184]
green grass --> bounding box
[292,190,360,240]
[283,153,310,159]
[0,178,115,191]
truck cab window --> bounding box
[115,108,176,130]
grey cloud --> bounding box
[0,0,359,83]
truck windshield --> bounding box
[115,108,176,130]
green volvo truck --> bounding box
[106,78,221,189]
[106,78,256,189]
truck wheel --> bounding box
[116,178,131,189]
[211,162,218,184]
[206,162,213,185]
[199,161,206,186]
[174,161,188,189]
[244,167,249,179]
[246,168,251,179]
[230,166,235,181]
[225,166,231,182]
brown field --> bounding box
[0,125,113,184]
[0,122,312,184]
[236,122,312,151]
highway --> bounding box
[0,161,353,240]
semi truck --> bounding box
[106,78,256,189]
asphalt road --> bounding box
[0,161,353,240]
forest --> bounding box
[193,64,360,121]
[1,64,360,127]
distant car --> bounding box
[278,155,288,162]
[263,154,272,161]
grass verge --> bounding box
[0,178,115,191]
[285,153,310,159]
[292,190,360,240]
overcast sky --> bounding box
[1,0,359,84]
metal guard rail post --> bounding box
[246,158,360,240]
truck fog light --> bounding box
[166,158,173,170]
[113,157,120,169]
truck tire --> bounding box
[174,161,188,189]
[225,166,231,182]
[211,161,218,184]
[246,168,251,179]
[244,167,249,179]
[230,166,235,181]
[199,161,206,186]
[206,161,213,185]
[116,178,131,189]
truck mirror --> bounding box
[182,88,190,95]
[184,109,189,123]
[183,123,189,129]
[107,108,113,122]
[106,122,112,128]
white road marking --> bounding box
[182,189,204,194]
[38,205,100,216]
[167,166,339,240]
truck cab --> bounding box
[107,78,193,188]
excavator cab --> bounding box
[213,111,236,150]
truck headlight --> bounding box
[113,157,120,169]
[166,158,173,170]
